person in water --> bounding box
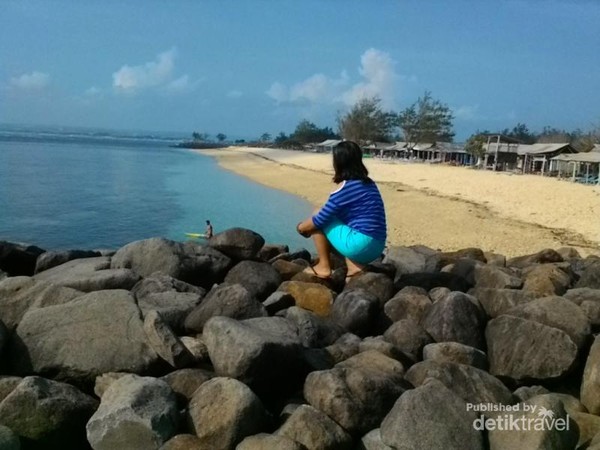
[205,220,213,239]
[296,140,387,280]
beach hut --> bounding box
[551,152,600,184]
[362,142,390,157]
[315,139,342,153]
[517,143,577,175]
[379,142,408,159]
[411,143,436,161]
[436,142,473,166]
[592,144,600,153]
[482,134,521,171]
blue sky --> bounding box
[1,0,599,141]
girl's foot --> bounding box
[303,265,332,279]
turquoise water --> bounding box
[0,130,314,251]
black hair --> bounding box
[206,220,211,225]
[332,141,372,184]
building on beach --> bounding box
[482,134,521,171]
[314,139,342,152]
[517,143,577,175]
[551,151,600,184]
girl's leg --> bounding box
[345,257,365,277]
[309,230,332,277]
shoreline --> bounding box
[193,147,600,258]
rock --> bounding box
[571,411,600,449]
[486,315,578,382]
[187,377,268,450]
[203,316,303,394]
[304,351,406,436]
[382,246,437,277]
[257,243,289,262]
[487,394,578,450]
[576,260,600,289]
[394,272,471,293]
[473,265,522,289]
[208,228,265,261]
[344,272,395,305]
[144,310,195,369]
[276,404,352,450]
[507,248,564,268]
[428,286,450,302]
[383,319,433,357]
[513,385,550,402]
[405,360,514,405]
[0,376,97,449]
[225,261,282,300]
[383,287,432,324]
[286,307,344,348]
[581,335,600,414]
[504,296,591,349]
[179,336,209,363]
[446,258,485,286]
[330,289,380,337]
[161,369,214,405]
[278,281,335,316]
[94,372,130,398]
[132,273,205,333]
[237,433,305,450]
[160,434,203,450]
[468,287,534,318]
[0,377,22,404]
[324,333,362,364]
[557,247,581,260]
[34,256,140,292]
[521,263,573,298]
[423,342,488,370]
[111,238,232,288]
[358,337,415,367]
[86,375,179,450]
[0,241,45,276]
[263,291,295,315]
[357,429,392,450]
[9,290,161,384]
[184,283,267,333]
[34,249,101,273]
[0,277,83,330]
[0,425,20,450]
[564,287,600,305]
[380,378,484,450]
[438,248,486,267]
[581,300,600,326]
[484,252,506,267]
[271,259,305,281]
[420,291,486,350]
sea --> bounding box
[0,125,314,252]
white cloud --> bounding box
[227,90,243,98]
[166,75,202,94]
[454,104,480,121]
[112,49,176,92]
[10,71,50,90]
[266,49,398,108]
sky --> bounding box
[1,0,599,141]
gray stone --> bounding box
[473,265,522,289]
[422,342,488,370]
[262,291,295,315]
[225,261,282,300]
[34,256,140,292]
[34,249,101,274]
[380,378,484,450]
[564,287,600,305]
[506,249,564,269]
[208,228,265,260]
[345,272,395,306]
[582,335,600,414]
[271,259,306,281]
[382,246,437,277]
[160,434,203,450]
[9,290,160,383]
[187,377,268,450]
[237,433,305,450]
[184,283,267,333]
[257,243,289,262]
[359,337,413,365]
[143,310,195,369]
[357,429,392,450]
[160,368,214,404]
[521,264,572,297]
[576,260,600,289]
[0,241,44,276]
[324,333,362,364]
[0,377,22,404]
[486,315,578,382]
[513,385,550,402]
[179,336,209,363]
[0,376,97,449]
[383,319,432,357]
[405,360,514,405]
[86,375,179,450]
[285,306,344,348]
[468,287,534,318]
[428,286,451,302]
[276,405,352,450]
[330,289,380,337]
[581,300,600,326]
[0,424,20,450]
[94,372,130,398]
[383,287,432,323]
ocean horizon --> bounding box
[0,126,314,252]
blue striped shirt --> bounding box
[312,179,387,242]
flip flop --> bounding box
[303,265,332,280]
[345,270,364,284]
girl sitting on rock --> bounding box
[296,140,387,281]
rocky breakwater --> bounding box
[0,234,599,449]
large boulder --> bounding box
[278,281,335,317]
[0,277,82,330]
[420,291,486,350]
[271,259,306,281]
[276,404,352,450]
[34,249,101,274]
[257,243,289,262]
[564,287,600,305]
[304,351,406,436]
[382,246,438,277]
[422,342,488,370]
[330,289,380,337]
[0,425,19,450]
[521,264,572,297]
[160,369,214,405]
[184,283,267,333]
[86,375,179,450]
[237,433,306,450]
[144,310,195,369]
[486,315,578,382]
[34,256,140,292]
[344,272,395,306]
[405,360,514,405]
[208,228,265,261]
[468,287,534,318]
[9,289,161,384]
[581,335,600,414]
[0,241,45,276]
[473,265,522,289]
[394,272,471,293]
[506,249,563,269]
[383,287,432,324]
[576,260,600,289]
[132,273,205,333]
[357,429,392,450]
[111,238,232,288]
[224,261,282,300]
[203,316,303,394]
[383,319,433,358]
[0,376,97,449]
[286,307,344,348]
[187,377,268,450]
[380,378,484,450]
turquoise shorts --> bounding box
[322,219,385,264]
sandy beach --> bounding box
[195,146,600,258]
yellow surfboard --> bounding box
[185,232,206,239]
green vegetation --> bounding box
[397,91,455,148]
[337,97,396,144]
